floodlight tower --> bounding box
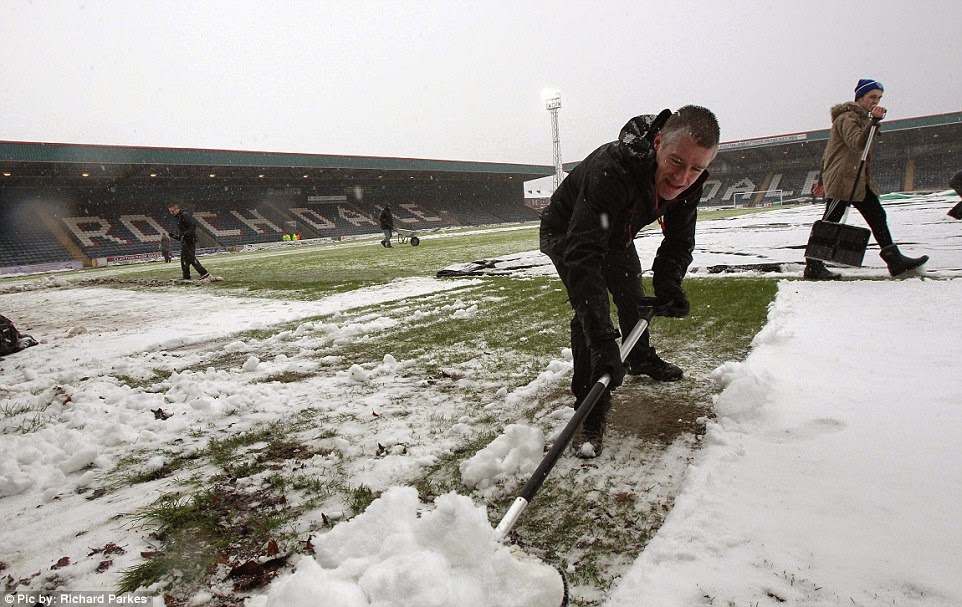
[545,91,564,190]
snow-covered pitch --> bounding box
[2,191,961,606]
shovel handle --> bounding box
[838,120,880,210]
[495,298,658,541]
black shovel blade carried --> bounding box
[947,200,962,220]
[804,220,871,267]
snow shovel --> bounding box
[949,201,962,220]
[495,297,660,542]
[949,172,962,219]
[804,118,880,267]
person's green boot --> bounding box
[880,245,929,277]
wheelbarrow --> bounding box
[395,228,421,246]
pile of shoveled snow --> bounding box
[247,487,565,607]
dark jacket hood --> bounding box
[616,109,672,161]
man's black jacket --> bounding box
[539,113,709,345]
[172,209,200,244]
[379,208,394,230]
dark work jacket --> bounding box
[172,209,200,244]
[379,207,394,230]
[540,115,708,345]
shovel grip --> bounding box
[494,300,658,540]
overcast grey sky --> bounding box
[2,0,960,166]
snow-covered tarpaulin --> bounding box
[608,277,962,606]
[438,192,962,279]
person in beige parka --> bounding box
[804,78,929,279]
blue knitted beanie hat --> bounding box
[855,78,883,100]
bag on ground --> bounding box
[0,314,38,357]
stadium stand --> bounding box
[0,216,76,268]
[0,198,78,269]
[697,111,962,206]
[2,111,960,274]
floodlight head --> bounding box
[542,88,562,110]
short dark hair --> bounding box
[661,105,720,150]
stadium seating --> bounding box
[911,154,959,191]
[0,226,75,268]
[2,120,959,273]
[700,167,821,207]
[0,204,77,268]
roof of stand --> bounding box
[0,141,555,188]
